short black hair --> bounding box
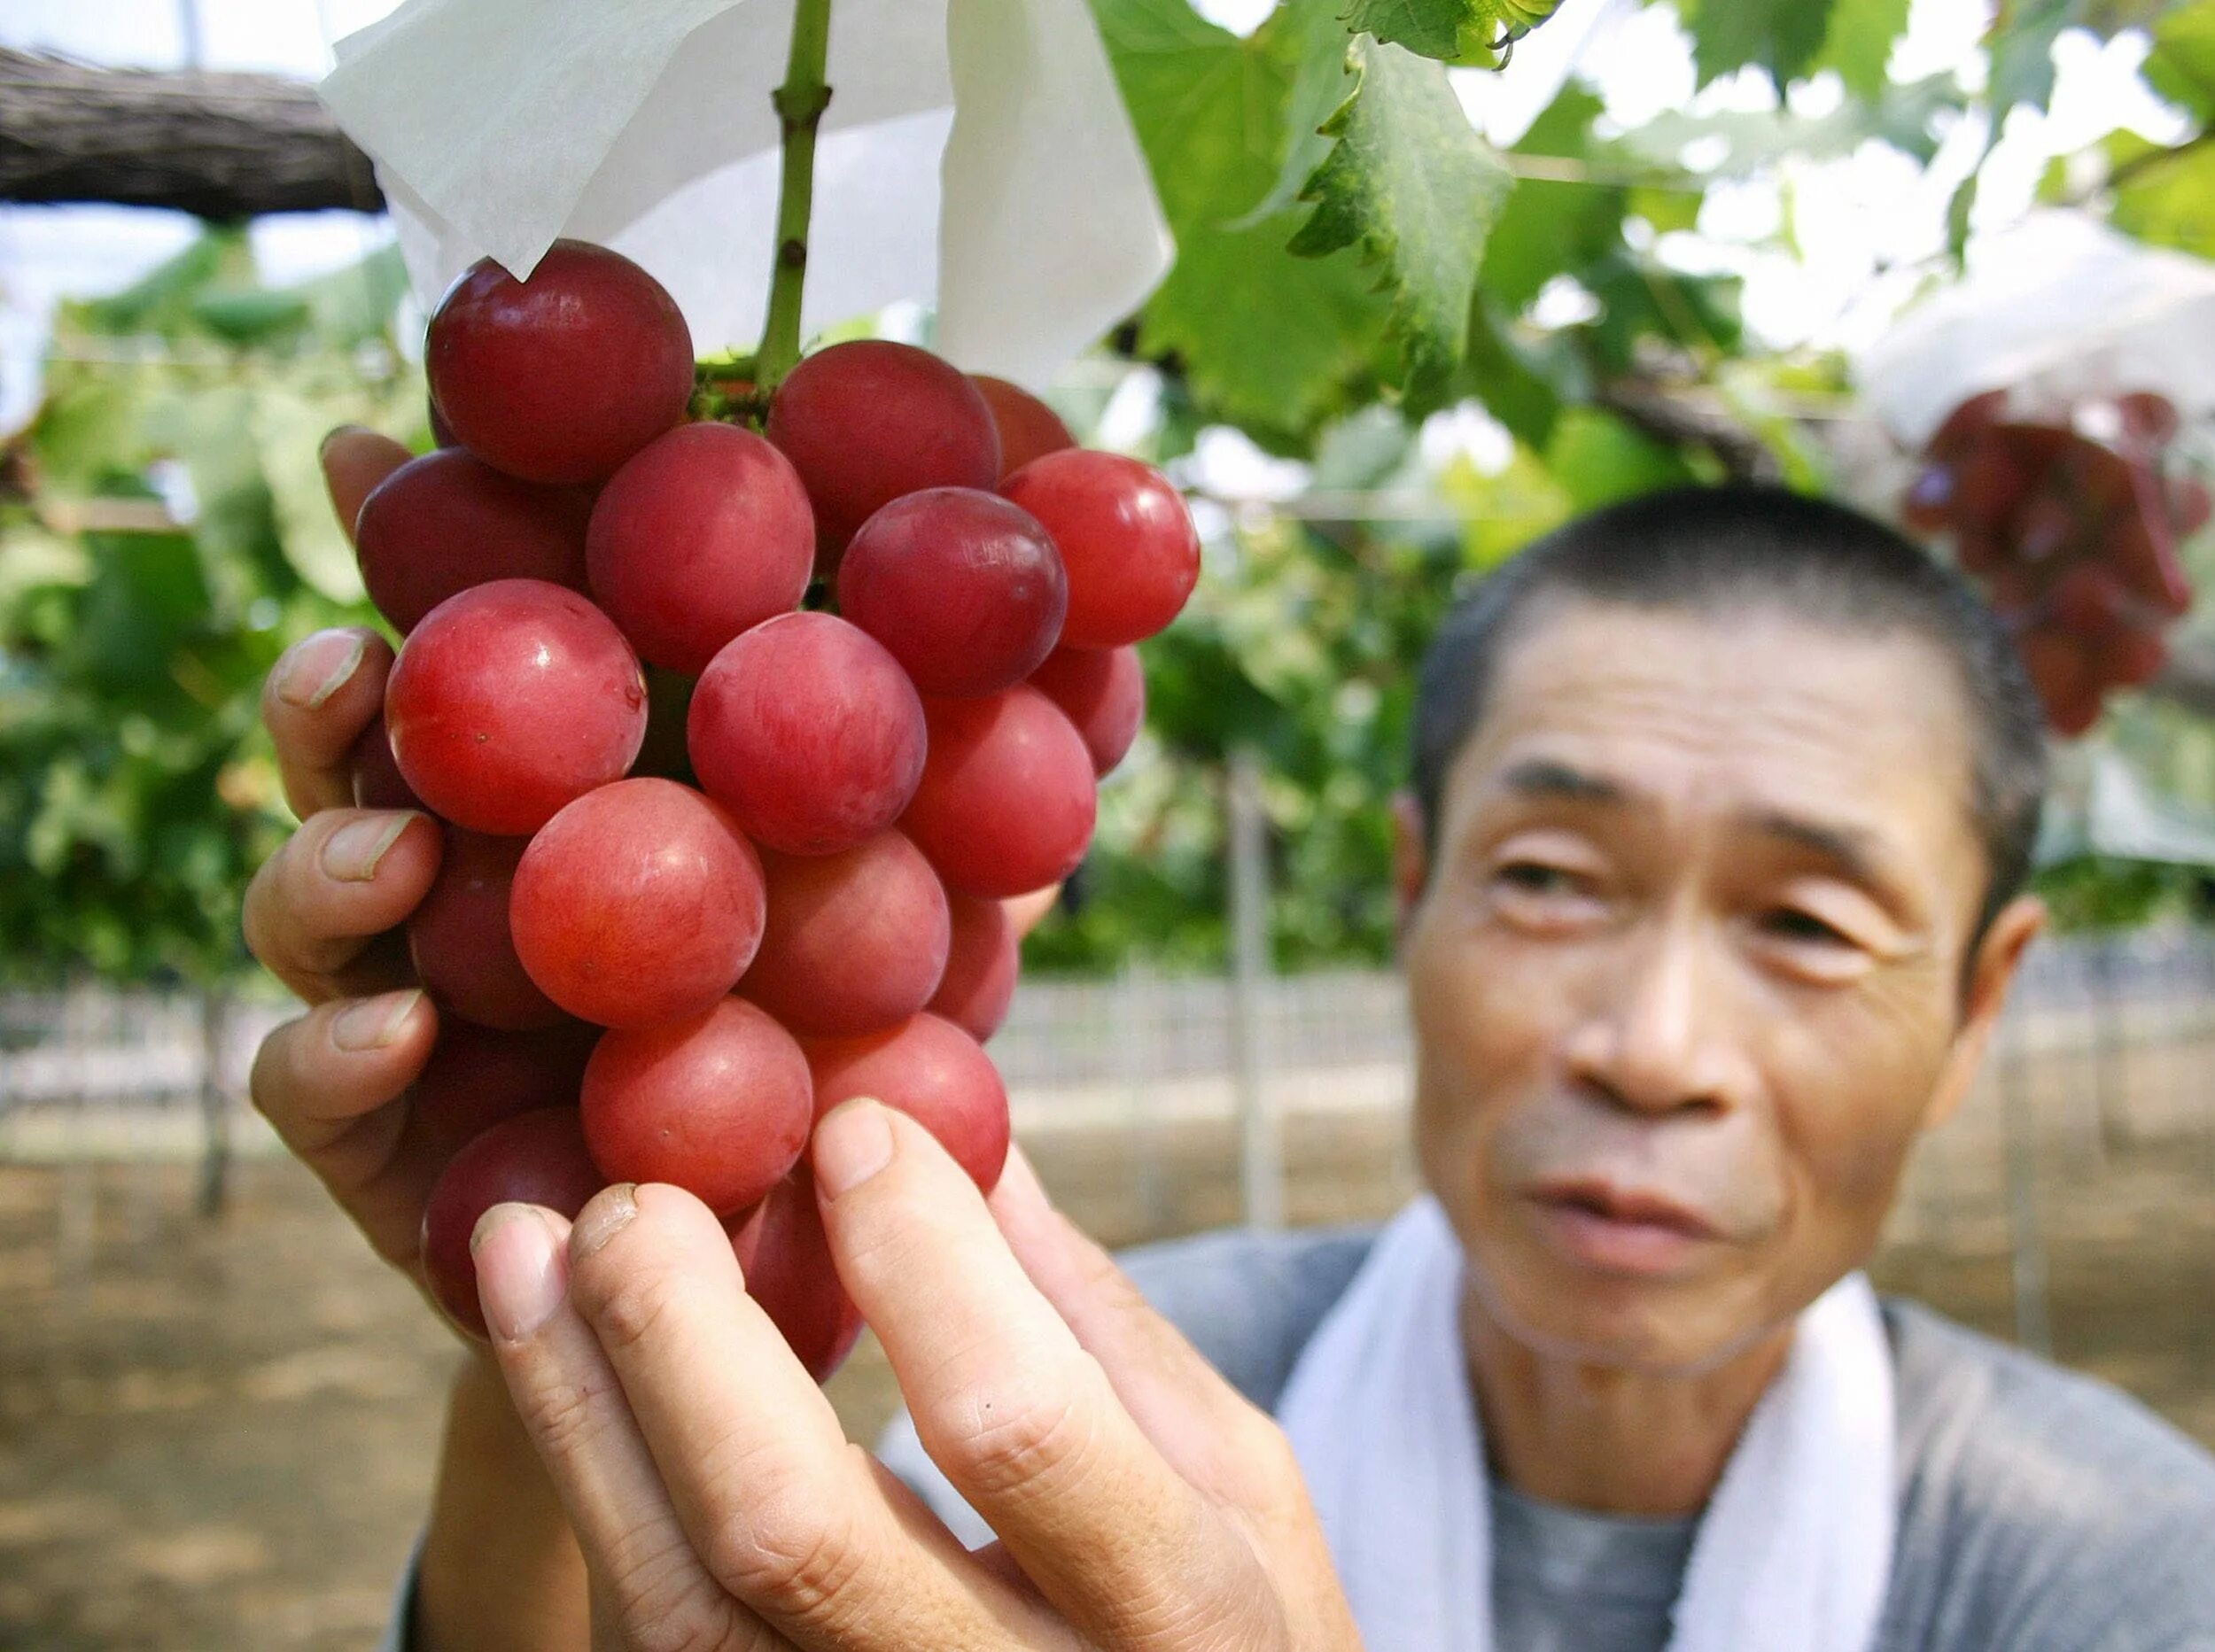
[1411,485,2048,945]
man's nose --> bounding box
[1564,916,1748,1116]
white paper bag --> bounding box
[320,0,1173,386]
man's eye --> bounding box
[1496,862,1580,896]
[1763,908,1849,946]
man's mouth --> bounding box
[1524,1177,1722,1276]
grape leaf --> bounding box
[1678,0,1837,90]
[1092,0,1390,444]
[1343,0,1562,64]
[1239,0,1364,228]
[1812,0,1911,101]
[1289,35,1512,376]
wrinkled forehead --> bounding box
[1443,598,1984,876]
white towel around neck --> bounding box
[1278,1198,1897,1652]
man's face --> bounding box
[1401,598,2040,1375]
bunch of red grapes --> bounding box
[1902,388,2210,736]
[349,241,1197,1378]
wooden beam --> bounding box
[0,50,384,218]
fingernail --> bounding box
[472,1205,567,1341]
[333,989,423,1051]
[570,1184,638,1259]
[322,813,413,882]
[276,629,367,710]
[814,1099,896,1199]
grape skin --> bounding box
[428,240,694,485]
[741,832,951,1037]
[511,779,767,1029]
[386,578,648,837]
[688,612,928,857]
[766,340,1001,568]
[581,998,814,1216]
[901,686,1097,899]
[421,1107,604,1338]
[807,1012,1011,1191]
[837,488,1068,698]
[587,423,815,676]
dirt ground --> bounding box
[4,1105,2212,1650]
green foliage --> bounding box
[17,0,2212,985]
[1679,0,1838,91]
[1030,500,1476,972]
[1092,0,1964,449]
[1343,0,1562,64]
[0,229,424,986]
[1476,88,1624,314]
[1091,0,1390,446]
[2033,857,2214,934]
[1288,36,1514,376]
[2045,2,2215,257]
[1813,0,1911,101]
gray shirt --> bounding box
[1490,1481,1693,1651]
[880,1223,2215,1650]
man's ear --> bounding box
[1922,893,2047,1133]
[1392,791,1428,945]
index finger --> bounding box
[261,627,396,819]
[815,1103,1266,1649]
[321,426,413,545]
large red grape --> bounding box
[427,240,693,485]
[766,340,1000,566]
[581,998,812,1215]
[587,423,814,675]
[742,832,949,1036]
[1028,645,1144,776]
[354,449,593,634]
[2099,625,2169,688]
[726,1167,864,1382]
[385,579,647,836]
[928,889,1018,1043]
[971,376,1075,478]
[688,613,927,856]
[901,687,1096,898]
[1948,440,2030,528]
[1928,390,2009,458]
[2048,563,2130,637]
[2018,626,2102,736]
[837,488,1067,697]
[1001,450,1199,648]
[408,827,566,1031]
[413,1020,598,1153]
[348,713,424,811]
[421,1107,604,1338]
[511,779,766,1028]
[807,1013,1010,1191]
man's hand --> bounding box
[244,427,451,1278]
[472,1104,1364,1652]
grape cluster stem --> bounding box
[758,0,834,394]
